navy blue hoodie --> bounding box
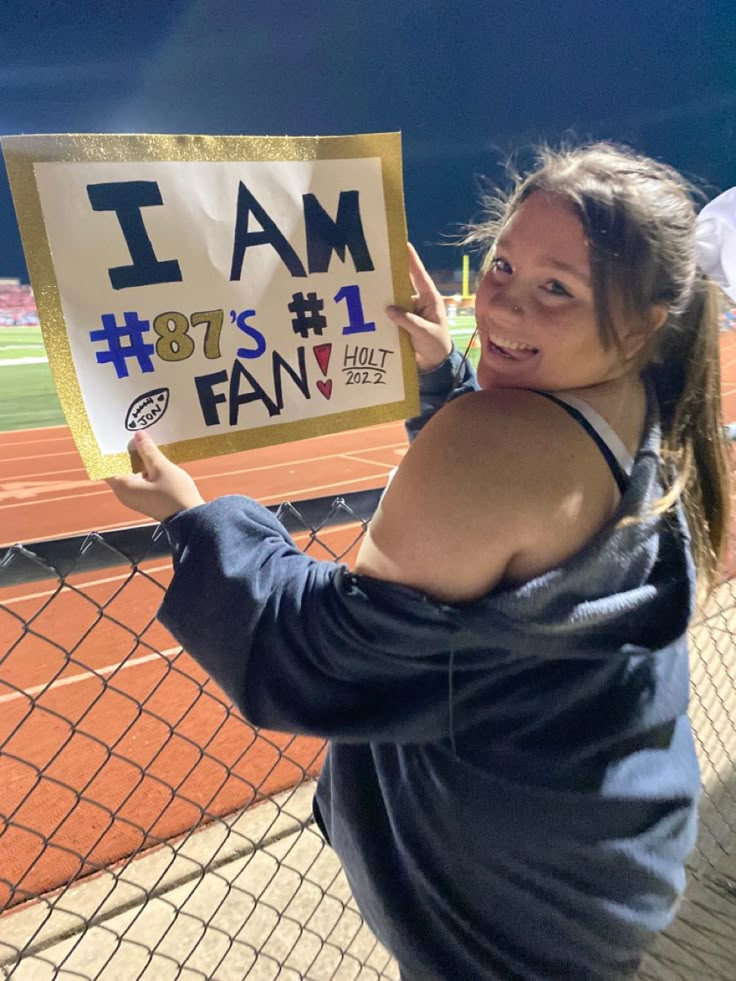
[159,354,699,980]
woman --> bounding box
[109,143,730,979]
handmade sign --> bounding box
[2,133,417,478]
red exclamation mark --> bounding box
[313,343,333,399]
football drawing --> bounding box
[124,388,170,431]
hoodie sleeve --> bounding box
[158,495,463,742]
[404,345,479,442]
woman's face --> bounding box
[475,192,631,392]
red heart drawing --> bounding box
[316,379,333,399]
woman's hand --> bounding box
[387,243,453,373]
[106,431,205,522]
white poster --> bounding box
[2,133,417,478]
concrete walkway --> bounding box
[0,783,398,981]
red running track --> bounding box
[0,420,407,545]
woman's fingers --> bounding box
[386,306,452,373]
[386,304,429,337]
[387,243,453,372]
[407,242,438,297]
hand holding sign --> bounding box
[387,243,453,373]
[106,432,204,522]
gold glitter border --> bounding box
[1,133,418,479]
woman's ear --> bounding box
[648,303,669,332]
[620,304,668,361]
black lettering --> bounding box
[87,181,182,290]
[272,346,310,409]
[230,182,306,280]
[195,369,228,426]
[229,359,280,422]
[303,190,374,274]
[343,346,359,368]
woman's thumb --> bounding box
[132,430,165,473]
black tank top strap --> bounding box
[532,391,631,495]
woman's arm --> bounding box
[387,244,479,441]
[159,493,479,743]
[404,346,479,442]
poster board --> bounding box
[2,133,418,478]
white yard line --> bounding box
[0,357,48,366]
[1,345,46,351]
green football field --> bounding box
[0,326,65,431]
[0,318,479,433]
[449,316,480,370]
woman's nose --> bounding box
[485,287,524,321]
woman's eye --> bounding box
[543,280,573,298]
[490,257,512,275]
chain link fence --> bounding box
[1,490,734,980]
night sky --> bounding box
[2,0,735,279]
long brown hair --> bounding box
[466,143,731,595]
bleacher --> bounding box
[0,279,39,325]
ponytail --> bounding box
[651,277,730,596]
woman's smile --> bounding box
[486,331,539,362]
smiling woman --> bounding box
[106,143,731,981]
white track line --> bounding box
[4,441,405,486]
[0,515,153,549]
[0,466,87,480]
[3,451,79,463]
[183,441,405,483]
[0,646,182,705]
[258,473,386,504]
[0,563,173,605]
[340,453,400,471]
[0,418,401,449]
[0,522,363,605]
[0,487,127,511]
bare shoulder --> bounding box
[354,388,617,602]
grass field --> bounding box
[0,319,480,433]
[0,325,46,361]
[450,315,480,370]
[0,326,64,431]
